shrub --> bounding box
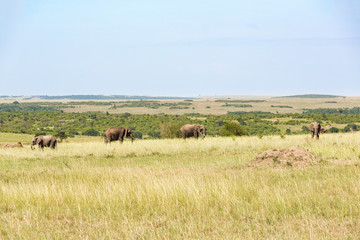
[220,121,249,136]
[82,129,100,136]
[55,131,68,142]
[301,126,310,133]
[328,127,339,133]
[34,131,47,136]
[160,123,181,138]
[343,126,351,132]
[347,124,358,131]
[133,132,142,139]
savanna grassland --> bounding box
[1,133,360,239]
[1,96,360,114]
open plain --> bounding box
[1,132,359,239]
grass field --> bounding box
[1,133,360,239]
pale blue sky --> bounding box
[1,0,359,96]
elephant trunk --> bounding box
[30,143,35,150]
[202,129,206,139]
[130,134,134,143]
[315,128,319,139]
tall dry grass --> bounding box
[0,133,360,239]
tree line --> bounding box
[0,111,359,139]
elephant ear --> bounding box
[194,125,200,132]
[36,137,43,145]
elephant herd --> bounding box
[103,124,206,144]
[2,122,325,150]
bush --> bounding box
[220,121,249,136]
[301,126,310,133]
[55,131,68,142]
[82,129,100,136]
[133,132,142,139]
[343,126,351,132]
[160,123,181,138]
[34,131,47,136]
[347,124,358,131]
[328,127,339,133]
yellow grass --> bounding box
[2,96,360,114]
[1,133,360,239]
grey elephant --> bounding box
[320,128,327,134]
[104,126,134,143]
[31,135,57,149]
[309,121,321,139]
[180,124,206,139]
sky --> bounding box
[0,0,359,96]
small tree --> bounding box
[343,126,351,132]
[160,123,181,138]
[220,121,249,136]
[328,127,339,133]
[133,132,143,139]
[301,126,310,133]
[347,124,358,131]
[82,129,100,136]
[34,131,47,136]
[55,131,68,142]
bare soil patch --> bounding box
[248,147,319,168]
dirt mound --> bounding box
[248,147,319,168]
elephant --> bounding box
[104,126,134,143]
[320,128,327,134]
[180,124,206,139]
[309,121,321,139]
[1,142,23,148]
[31,135,57,150]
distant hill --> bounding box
[0,95,191,100]
[276,94,344,99]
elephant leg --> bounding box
[119,137,124,144]
[311,131,314,138]
[194,131,198,139]
[182,132,186,139]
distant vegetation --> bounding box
[0,110,359,138]
[325,101,337,103]
[110,101,192,109]
[303,107,360,114]
[38,95,191,100]
[270,105,293,108]
[277,94,344,98]
[227,111,272,115]
[222,104,253,108]
[215,99,266,103]
[0,102,62,112]
[0,95,192,100]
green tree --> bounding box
[82,129,100,136]
[329,127,339,133]
[55,131,68,142]
[220,121,249,136]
